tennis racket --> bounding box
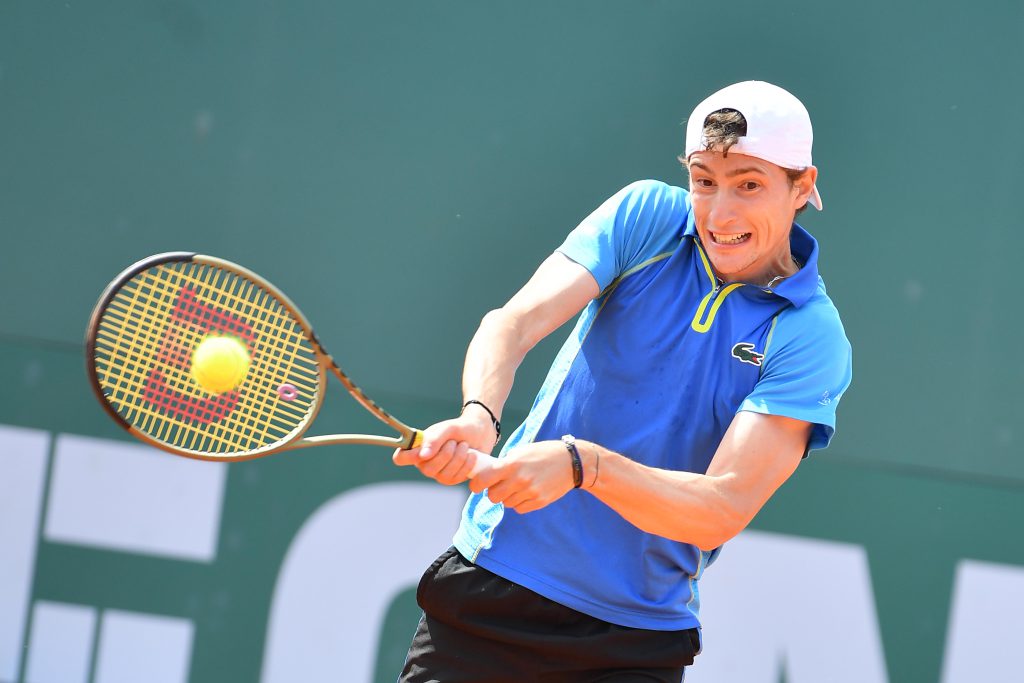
[85,251,493,470]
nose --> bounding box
[706,193,739,229]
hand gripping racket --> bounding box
[86,252,492,469]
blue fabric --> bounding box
[453,179,852,630]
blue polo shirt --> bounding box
[452,179,853,631]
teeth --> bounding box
[713,232,750,245]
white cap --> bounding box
[684,81,822,210]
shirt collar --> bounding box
[772,223,820,308]
[683,210,821,308]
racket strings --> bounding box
[93,260,321,454]
[120,264,315,450]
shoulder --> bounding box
[609,179,690,218]
[744,279,853,451]
[587,179,691,252]
[572,179,690,236]
[772,279,850,355]
[760,278,853,400]
[558,180,691,291]
[619,178,688,198]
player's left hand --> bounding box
[392,411,498,486]
[468,440,575,513]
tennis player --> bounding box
[394,80,852,682]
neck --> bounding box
[714,253,801,287]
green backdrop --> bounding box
[2,2,1022,682]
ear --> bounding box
[791,166,818,210]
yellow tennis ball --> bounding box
[191,336,251,394]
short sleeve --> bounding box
[738,298,853,452]
[556,180,689,292]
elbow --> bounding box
[689,498,752,552]
[479,307,535,357]
[691,526,742,553]
[480,307,507,323]
[478,308,510,332]
[692,528,741,553]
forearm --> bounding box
[461,253,600,418]
[579,441,746,551]
[461,308,533,420]
[397,254,598,482]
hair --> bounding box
[679,108,810,216]
[697,108,747,156]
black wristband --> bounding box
[462,400,501,442]
[562,434,584,489]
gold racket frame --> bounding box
[86,252,422,461]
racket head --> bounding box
[86,252,327,460]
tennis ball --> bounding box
[191,335,250,394]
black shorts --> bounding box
[399,547,700,683]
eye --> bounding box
[741,180,760,191]
[693,178,714,188]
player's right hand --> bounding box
[392,413,497,485]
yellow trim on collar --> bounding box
[694,239,717,287]
[691,240,745,333]
[691,283,744,333]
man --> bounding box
[393,80,852,682]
